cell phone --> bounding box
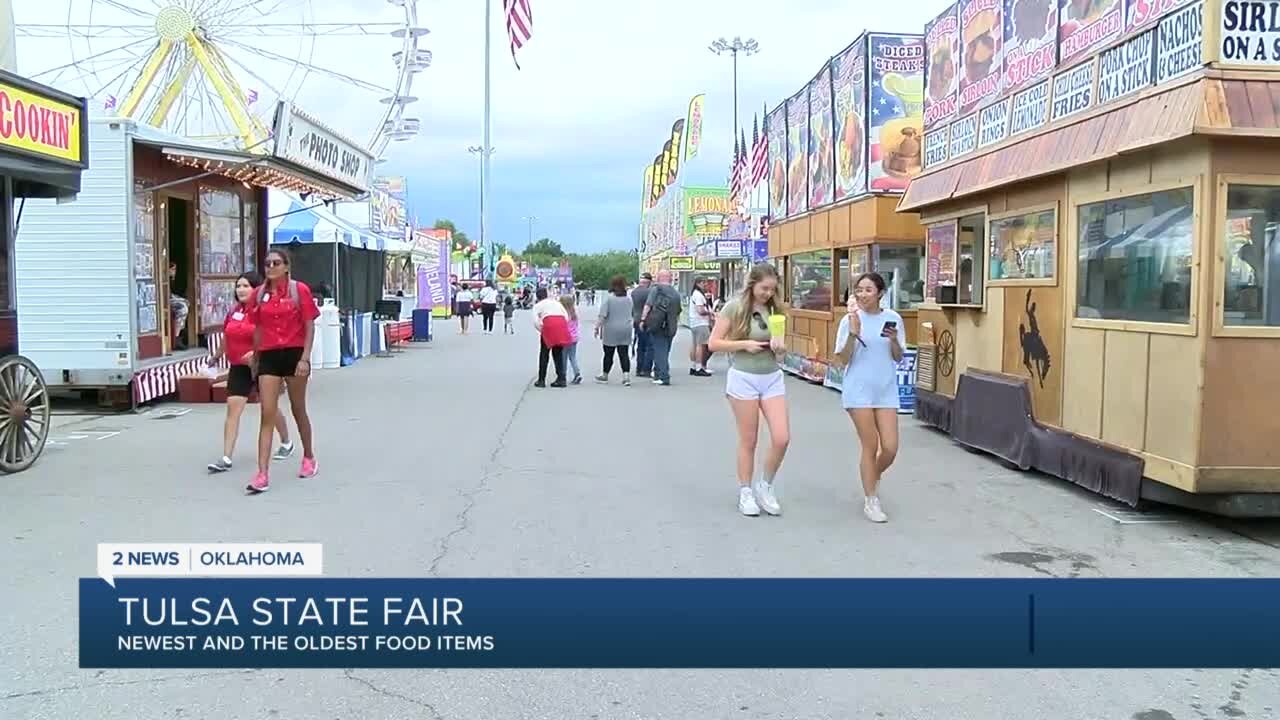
[882,321,897,334]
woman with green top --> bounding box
[708,263,790,517]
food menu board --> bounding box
[785,91,809,216]
[959,0,1004,114]
[832,39,867,202]
[1127,0,1197,33]
[926,221,959,299]
[867,34,926,192]
[1058,0,1124,66]
[924,4,962,130]
[1003,0,1058,93]
[766,104,789,218]
[808,64,835,209]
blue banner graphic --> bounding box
[79,578,1280,668]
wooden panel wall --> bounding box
[917,307,958,397]
[1001,286,1062,425]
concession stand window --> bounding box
[988,204,1058,287]
[925,212,987,307]
[1219,181,1280,335]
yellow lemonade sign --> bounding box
[0,79,84,164]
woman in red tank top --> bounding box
[204,272,292,474]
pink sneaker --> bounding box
[299,456,318,479]
[246,471,269,494]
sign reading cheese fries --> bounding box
[0,75,86,166]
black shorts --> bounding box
[257,347,305,377]
[456,303,473,317]
[226,364,256,397]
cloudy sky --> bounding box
[14,0,940,253]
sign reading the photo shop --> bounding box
[978,98,1010,147]
[924,128,950,168]
[1156,1,1205,82]
[1218,1,1280,64]
[1097,29,1154,104]
[1009,79,1050,135]
[272,102,373,193]
[1051,60,1095,121]
[949,114,978,159]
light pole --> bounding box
[467,145,495,272]
[708,36,760,141]
[522,215,538,248]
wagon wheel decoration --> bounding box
[0,356,51,474]
[937,330,956,378]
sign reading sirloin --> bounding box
[1098,30,1155,104]
[1218,0,1280,64]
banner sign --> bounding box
[1009,79,1052,135]
[924,127,950,168]
[413,229,450,312]
[978,97,1011,147]
[751,239,770,263]
[1050,59,1095,121]
[1221,0,1280,64]
[958,0,1004,114]
[924,4,962,129]
[1097,29,1155,104]
[1058,0,1124,66]
[766,104,789,218]
[684,187,732,237]
[785,91,809,215]
[1129,0,1198,33]
[641,164,654,215]
[685,94,705,160]
[1003,0,1058,94]
[669,256,695,271]
[832,39,868,201]
[77,578,1280,668]
[1155,1,1204,82]
[0,74,87,166]
[867,34,926,192]
[271,102,373,193]
[948,113,979,159]
[808,63,836,208]
[665,119,686,187]
[715,239,746,258]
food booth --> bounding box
[899,0,1280,516]
[1,69,88,471]
[765,32,928,383]
[16,102,371,406]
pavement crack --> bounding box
[2,670,255,701]
[343,670,444,719]
[427,381,532,577]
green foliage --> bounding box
[432,219,469,247]
[563,250,639,289]
[524,237,564,257]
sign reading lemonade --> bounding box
[0,73,87,166]
[683,186,732,238]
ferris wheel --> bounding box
[14,0,429,158]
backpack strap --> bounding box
[259,280,302,308]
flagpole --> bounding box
[482,0,493,274]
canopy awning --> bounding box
[158,146,363,200]
[269,200,387,250]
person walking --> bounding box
[532,287,570,388]
[502,294,516,334]
[455,284,474,335]
[245,249,321,494]
[631,273,653,378]
[479,280,499,334]
[560,294,583,384]
[833,272,906,523]
[594,274,634,386]
[638,270,681,386]
[204,271,293,473]
[708,263,790,517]
[688,277,713,377]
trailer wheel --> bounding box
[0,355,51,473]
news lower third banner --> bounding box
[80,578,1280,668]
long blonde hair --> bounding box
[728,263,783,341]
[559,293,578,321]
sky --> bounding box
[13,0,942,253]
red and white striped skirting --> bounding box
[131,332,226,406]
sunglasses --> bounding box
[751,312,768,332]
[265,259,287,268]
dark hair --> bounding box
[536,287,548,301]
[486,279,494,288]
[609,275,627,296]
[237,271,264,288]
[854,271,887,295]
[266,248,291,268]
[503,294,513,306]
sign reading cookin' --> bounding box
[0,77,85,165]
[272,102,374,193]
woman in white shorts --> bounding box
[708,263,789,517]
[833,272,906,523]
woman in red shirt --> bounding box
[204,272,292,473]
[246,249,321,494]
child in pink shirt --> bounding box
[560,294,582,385]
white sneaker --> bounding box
[753,477,781,516]
[864,497,888,523]
[738,486,760,516]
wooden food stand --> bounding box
[900,0,1280,516]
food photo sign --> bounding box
[867,33,926,192]
[785,91,809,215]
[808,64,836,209]
[959,0,1004,114]
[1058,0,1125,66]
[1003,0,1059,93]
[925,4,962,130]
[832,39,868,202]
[766,104,789,219]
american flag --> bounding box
[750,113,768,188]
[504,0,532,69]
[738,129,749,200]
[729,135,743,205]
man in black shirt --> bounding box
[631,273,653,377]
[638,270,682,386]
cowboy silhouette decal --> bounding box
[1019,288,1051,388]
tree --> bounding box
[432,219,469,247]
[524,237,563,257]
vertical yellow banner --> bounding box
[641,164,654,216]
[684,94,705,161]
[666,119,686,187]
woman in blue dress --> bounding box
[833,272,906,523]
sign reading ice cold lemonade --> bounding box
[0,76,85,165]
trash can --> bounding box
[412,308,432,342]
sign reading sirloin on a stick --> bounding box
[1218,0,1280,64]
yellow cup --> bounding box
[767,314,786,339]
